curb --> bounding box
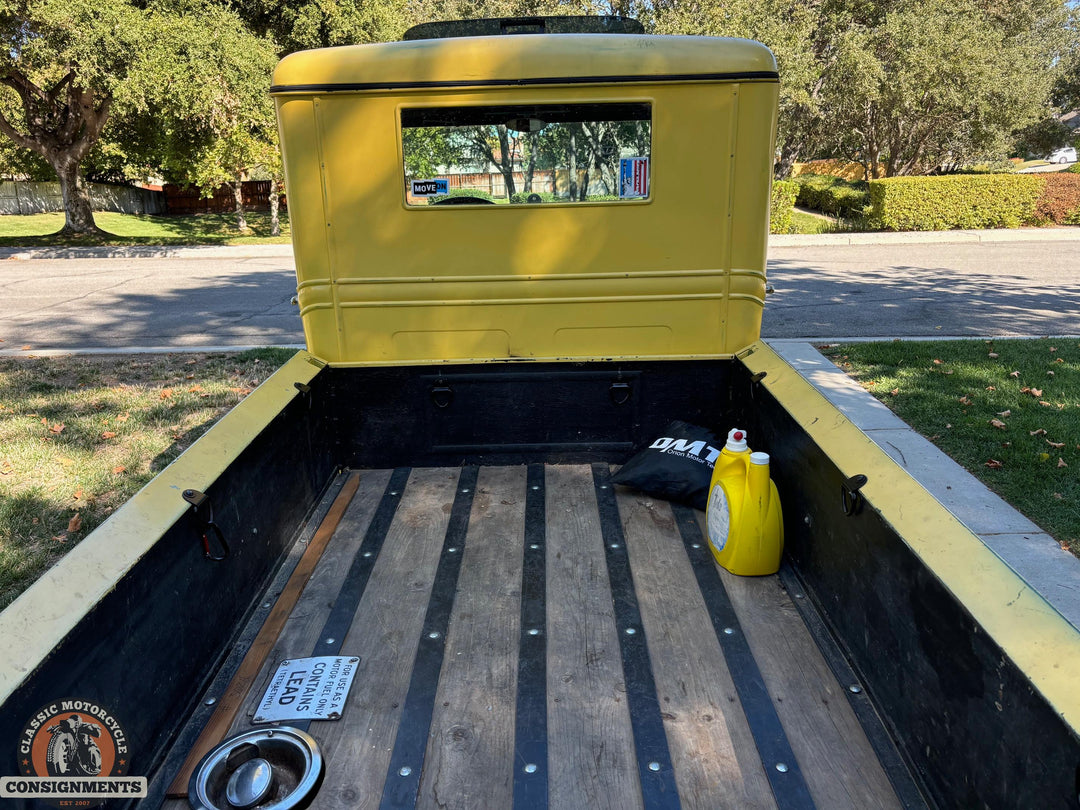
[0,244,295,261]
[768,340,1080,633]
[769,227,1080,248]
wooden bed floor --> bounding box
[168,465,910,810]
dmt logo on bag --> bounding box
[648,436,721,465]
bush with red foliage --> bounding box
[1034,173,1080,225]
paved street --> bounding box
[0,252,303,351]
[1,235,1078,352]
[763,239,1080,339]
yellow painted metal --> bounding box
[0,351,326,707]
[741,340,1080,735]
[273,35,778,366]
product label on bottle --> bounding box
[707,484,731,553]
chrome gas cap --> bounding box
[225,757,273,808]
[189,727,323,810]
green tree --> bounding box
[0,0,279,235]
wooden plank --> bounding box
[719,568,903,810]
[416,466,527,810]
[225,468,394,735]
[545,464,643,810]
[313,467,461,810]
[617,490,777,810]
[166,471,363,797]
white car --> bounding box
[1048,146,1077,164]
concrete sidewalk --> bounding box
[770,340,1080,634]
[2,226,1078,260]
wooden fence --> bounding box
[163,181,287,214]
[0,182,165,215]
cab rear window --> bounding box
[402,102,652,206]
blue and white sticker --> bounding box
[411,178,449,196]
[619,157,649,198]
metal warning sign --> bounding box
[254,656,359,723]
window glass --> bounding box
[402,103,652,206]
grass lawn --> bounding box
[0,210,291,247]
[0,348,297,610]
[790,209,837,234]
[820,339,1079,555]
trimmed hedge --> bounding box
[1035,173,1080,225]
[795,174,868,217]
[509,191,560,204]
[770,180,799,234]
[428,188,497,204]
[868,175,1044,231]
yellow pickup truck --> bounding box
[2,17,1078,810]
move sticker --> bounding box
[254,656,359,723]
[619,157,649,198]
[411,178,449,196]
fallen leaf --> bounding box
[1040,452,1051,462]
[988,352,999,359]
[186,373,196,380]
[1031,428,1048,436]
[67,514,82,533]
[985,386,996,391]
[1030,388,1043,397]
[160,389,173,399]
[1054,357,1064,363]
[989,419,1007,429]
[945,423,953,429]
[933,359,942,365]
[1010,370,1021,378]
[1047,371,1055,377]
[996,410,1011,418]
[112,465,126,474]
[959,396,972,405]
[185,359,198,365]
[53,535,66,543]
[1039,401,1055,408]
[0,459,13,475]
[73,487,83,501]
[20,345,31,351]
[189,384,204,393]
[1054,493,1064,500]
[1021,387,1031,394]
[101,431,117,439]
[985,459,1004,469]
[1058,458,1068,468]
[116,412,129,423]
[1047,440,1065,448]
[1050,347,1057,352]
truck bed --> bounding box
[165,464,908,809]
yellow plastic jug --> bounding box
[706,429,784,575]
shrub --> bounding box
[1067,163,1080,175]
[428,188,496,204]
[1034,173,1080,225]
[509,191,561,204]
[770,180,799,234]
[867,175,1044,231]
[795,174,869,217]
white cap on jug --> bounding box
[725,429,748,452]
[750,452,770,466]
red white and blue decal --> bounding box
[619,157,649,199]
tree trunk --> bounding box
[232,180,249,232]
[0,72,112,237]
[568,129,578,202]
[55,158,101,236]
[496,126,516,198]
[775,136,802,180]
[269,177,281,237]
